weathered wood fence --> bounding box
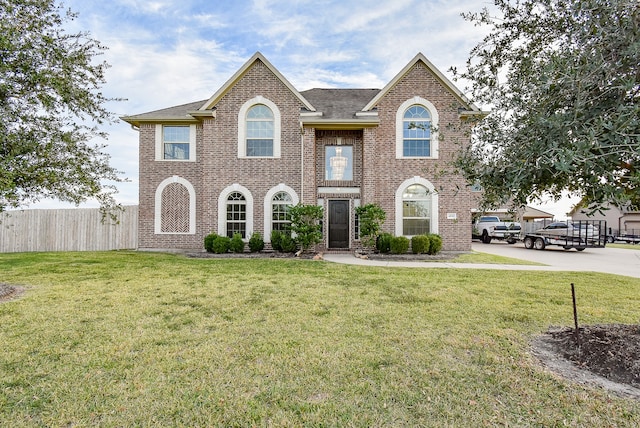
[0,206,138,253]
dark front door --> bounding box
[329,200,349,249]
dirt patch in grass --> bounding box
[0,283,25,303]
[532,325,640,400]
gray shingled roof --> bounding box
[300,88,380,119]
[121,100,208,124]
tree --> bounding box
[0,0,124,214]
[355,203,386,252]
[453,0,640,212]
[288,204,323,253]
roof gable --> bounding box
[362,53,481,114]
[199,52,315,112]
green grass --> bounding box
[1,251,639,426]
[608,243,640,250]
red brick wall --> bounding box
[137,59,473,252]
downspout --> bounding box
[300,121,305,203]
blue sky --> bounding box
[32,0,576,218]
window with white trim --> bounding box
[246,105,274,156]
[403,105,431,157]
[271,191,292,232]
[238,96,282,158]
[402,184,431,235]
[226,192,247,238]
[155,124,196,161]
[396,97,439,159]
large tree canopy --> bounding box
[0,0,123,213]
[454,0,640,212]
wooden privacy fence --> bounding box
[0,206,138,253]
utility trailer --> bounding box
[522,220,607,251]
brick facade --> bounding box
[123,53,481,252]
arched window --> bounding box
[246,104,274,156]
[238,96,281,158]
[226,191,247,238]
[396,97,439,159]
[395,177,438,237]
[402,184,431,235]
[403,105,431,157]
[271,191,293,232]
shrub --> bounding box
[230,233,245,253]
[355,203,386,251]
[248,232,264,252]
[279,233,298,253]
[376,232,393,253]
[289,204,323,253]
[212,236,231,254]
[411,235,430,254]
[270,230,283,252]
[204,233,219,253]
[390,236,410,254]
[428,234,443,255]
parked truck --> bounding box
[472,216,521,244]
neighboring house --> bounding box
[570,202,640,236]
[121,52,484,252]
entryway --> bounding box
[328,200,349,249]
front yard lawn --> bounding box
[0,251,638,426]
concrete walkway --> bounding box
[323,242,640,279]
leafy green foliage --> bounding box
[212,236,231,254]
[248,232,264,253]
[270,230,284,251]
[355,203,386,251]
[390,236,410,254]
[279,233,297,253]
[428,234,443,255]
[454,0,640,211]
[411,235,430,254]
[203,233,219,253]
[0,0,125,214]
[376,233,393,253]
[230,233,245,253]
[288,204,323,252]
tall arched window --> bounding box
[226,192,247,238]
[402,105,431,157]
[271,191,293,232]
[396,97,439,159]
[246,104,274,156]
[402,184,431,235]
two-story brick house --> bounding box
[122,52,483,252]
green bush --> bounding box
[248,232,264,252]
[288,204,323,252]
[279,233,297,253]
[411,235,430,254]
[390,236,410,254]
[204,233,219,253]
[230,233,245,253]
[376,232,393,253]
[212,236,231,254]
[270,230,283,251]
[428,234,443,255]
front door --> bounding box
[329,200,349,249]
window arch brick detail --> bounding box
[218,184,254,239]
[237,96,282,158]
[263,184,299,241]
[395,176,439,237]
[154,176,196,235]
[396,97,439,159]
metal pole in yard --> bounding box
[571,283,580,347]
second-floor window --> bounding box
[402,105,431,157]
[246,104,274,156]
[163,126,190,160]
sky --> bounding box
[30,0,578,218]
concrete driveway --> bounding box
[472,241,640,279]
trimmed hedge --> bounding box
[411,235,430,254]
[376,233,393,253]
[230,233,245,253]
[248,232,265,252]
[428,234,443,255]
[212,236,231,254]
[204,233,218,253]
[390,236,410,254]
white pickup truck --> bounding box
[472,216,521,244]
